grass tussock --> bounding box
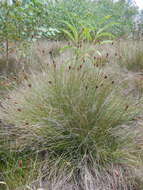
[117,40,143,72]
[0,60,143,189]
[40,162,138,190]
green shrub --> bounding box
[45,0,137,38]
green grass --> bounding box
[117,40,143,72]
[0,152,39,189]
[0,36,143,190]
[0,59,143,189]
[0,0,142,189]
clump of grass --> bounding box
[134,74,143,98]
[117,40,143,72]
[0,61,143,189]
[40,162,138,190]
[0,76,17,99]
[0,56,19,75]
[0,151,39,190]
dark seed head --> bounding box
[125,105,129,111]
[111,81,114,84]
[17,108,21,112]
[104,75,108,79]
[48,81,52,84]
[28,84,32,88]
[18,160,23,168]
[96,85,98,89]
[49,51,52,55]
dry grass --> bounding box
[116,40,143,72]
[0,58,143,189]
[1,39,143,190]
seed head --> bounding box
[18,160,23,168]
[28,84,32,88]
[111,81,114,84]
[125,105,129,111]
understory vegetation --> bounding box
[0,0,143,190]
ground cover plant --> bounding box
[0,0,143,190]
[0,60,143,189]
[1,41,143,189]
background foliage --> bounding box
[0,0,139,44]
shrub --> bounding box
[0,61,143,188]
[45,0,137,38]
